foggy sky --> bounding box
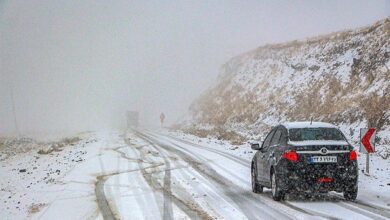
[1,0,389,136]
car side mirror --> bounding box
[251,143,262,151]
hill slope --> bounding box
[182,18,390,145]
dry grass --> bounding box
[28,203,47,215]
[0,138,4,150]
[37,136,81,155]
[182,127,246,145]
[61,136,82,145]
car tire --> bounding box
[344,187,358,201]
[251,164,263,193]
[271,171,285,201]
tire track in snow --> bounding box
[95,136,164,220]
[335,202,389,220]
[138,131,296,220]
[95,165,163,220]
[158,135,317,220]
[145,133,254,219]
[96,144,117,220]
[124,137,167,219]
[143,137,174,220]
[281,201,339,220]
[126,135,213,220]
[151,132,249,167]
[95,175,116,220]
[330,193,390,219]
[137,135,216,220]
[148,133,249,170]
[147,134,255,218]
[118,141,161,220]
[150,133,252,186]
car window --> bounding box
[289,128,345,141]
[270,128,282,146]
[279,127,288,145]
[262,128,276,149]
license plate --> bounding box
[309,156,337,163]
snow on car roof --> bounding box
[282,121,338,129]
[288,140,349,146]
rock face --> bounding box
[184,18,390,142]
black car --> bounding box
[251,122,358,201]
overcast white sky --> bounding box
[0,0,389,136]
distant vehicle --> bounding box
[251,122,358,201]
[126,111,139,128]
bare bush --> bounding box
[61,137,81,145]
[360,90,390,130]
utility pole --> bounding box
[10,84,20,137]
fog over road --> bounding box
[1,1,389,136]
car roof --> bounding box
[281,121,338,129]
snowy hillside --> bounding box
[182,18,390,145]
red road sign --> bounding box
[360,128,376,153]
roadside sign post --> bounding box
[160,113,166,128]
[366,153,369,174]
[359,128,376,174]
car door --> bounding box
[262,127,282,184]
[256,128,276,183]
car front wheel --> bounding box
[271,171,285,201]
[251,164,263,193]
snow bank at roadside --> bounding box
[0,133,97,219]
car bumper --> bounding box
[276,163,358,193]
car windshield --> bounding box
[289,128,345,141]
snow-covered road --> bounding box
[129,130,390,220]
[1,130,390,219]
